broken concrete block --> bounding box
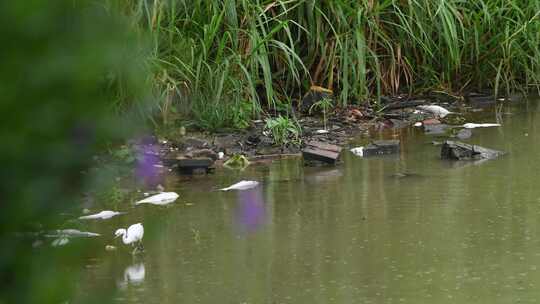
[302,140,342,164]
[351,140,400,157]
[164,157,214,174]
[441,140,505,160]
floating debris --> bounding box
[302,141,342,165]
[46,229,100,238]
[135,192,179,205]
[462,123,501,129]
[441,140,505,160]
[350,147,364,156]
[51,237,70,247]
[220,180,260,191]
[314,129,330,134]
[417,105,453,118]
[78,210,125,220]
[351,140,400,157]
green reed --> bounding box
[115,0,540,129]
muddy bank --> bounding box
[133,91,521,173]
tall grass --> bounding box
[113,0,540,129]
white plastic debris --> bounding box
[350,147,364,157]
[414,122,423,127]
[462,123,501,129]
[417,105,452,118]
[135,192,179,205]
[78,210,125,220]
[220,180,259,191]
[218,151,224,159]
[314,129,330,134]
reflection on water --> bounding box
[119,262,146,289]
[73,99,540,303]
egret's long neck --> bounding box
[122,232,130,244]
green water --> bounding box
[74,99,540,303]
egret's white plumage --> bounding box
[115,223,144,246]
[220,180,259,191]
[135,192,179,205]
[350,147,364,157]
[462,123,501,129]
[78,210,124,220]
[417,105,452,118]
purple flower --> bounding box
[134,136,162,187]
[235,187,266,234]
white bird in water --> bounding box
[220,180,259,191]
[417,105,453,118]
[115,223,144,254]
[462,123,501,129]
[350,147,364,157]
[78,210,125,220]
[135,192,179,205]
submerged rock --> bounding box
[441,140,505,160]
[455,128,472,140]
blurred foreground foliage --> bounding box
[0,1,150,303]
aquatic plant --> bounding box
[223,154,250,170]
[114,0,540,129]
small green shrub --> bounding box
[264,116,301,147]
[309,98,334,131]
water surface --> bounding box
[75,99,540,303]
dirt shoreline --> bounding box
[146,91,518,171]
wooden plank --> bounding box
[302,148,340,164]
[305,140,342,153]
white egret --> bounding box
[78,210,125,220]
[135,192,179,205]
[220,180,259,191]
[115,223,144,254]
